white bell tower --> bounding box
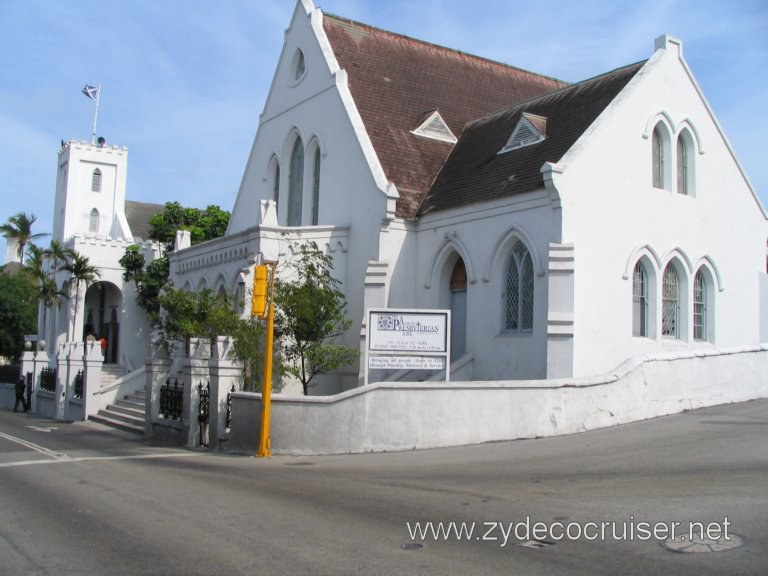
[52,138,133,242]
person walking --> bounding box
[14,378,28,412]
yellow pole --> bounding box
[258,262,275,457]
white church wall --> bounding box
[66,234,157,370]
[405,192,558,380]
[229,344,768,455]
[554,36,768,377]
[221,2,394,394]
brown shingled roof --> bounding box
[419,62,645,216]
[124,200,165,241]
[322,14,567,219]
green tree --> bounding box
[157,287,240,349]
[148,202,231,251]
[0,212,48,263]
[273,242,358,395]
[153,286,275,392]
[119,246,169,321]
[44,240,76,278]
[121,203,230,318]
[0,266,38,360]
[61,253,101,341]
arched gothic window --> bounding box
[676,136,688,195]
[652,125,665,189]
[662,264,680,338]
[632,261,648,337]
[272,162,280,205]
[287,139,304,226]
[311,148,321,225]
[693,270,706,341]
[89,208,99,233]
[505,241,534,331]
[91,168,102,193]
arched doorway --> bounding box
[449,258,467,360]
[84,282,122,364]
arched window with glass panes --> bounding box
[91,168,102,193]
[311,147,321,225]
[89,208,99,233]
[287,139,304,226]
[504,241,534,332]
[662,264,680,338]
[632,261,648,337]
[693,269,707,341]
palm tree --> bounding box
[61,252,101,341]
[44,239,76,282]
[0,212,49,263]
[24,245,47,282]
[37,275,68,341]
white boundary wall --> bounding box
[229,345,768,455]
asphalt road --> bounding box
[1,399,767,575]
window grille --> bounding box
[693,270,706,341]
[632,262,647,337]
[505,241,534,331]
[662,264,679,338]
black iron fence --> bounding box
[40,367,56,393]
[73,370,84,399]
[226,384,236,430]
[159,378,183,420]
[198,381,210,447]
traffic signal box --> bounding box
[251,265,269,318]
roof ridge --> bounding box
[471,60,647,128]
[322,12,566,87]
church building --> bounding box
[50,0,767,396]
[170,0,768,394]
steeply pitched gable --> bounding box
[419,62,645,216]
[322,14,567,219]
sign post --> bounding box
[252,262,276,458]
[365,309,450,385]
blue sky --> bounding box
[1,0,766,263]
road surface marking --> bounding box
[0,431,67,459]
[0,452,195,469]
[25,426,59,433]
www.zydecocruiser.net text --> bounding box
[406,516,732,547]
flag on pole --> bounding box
[82,84,99,100]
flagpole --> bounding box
[91,83,101,144]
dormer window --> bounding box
[499,113,547,154]
[412,111,457,144]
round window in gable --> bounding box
[291,48,306,83]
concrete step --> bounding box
[119,396,145,409]
[88,388,147,436]
[90,410,144,435]
[109,402,144,419]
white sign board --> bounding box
[368,355,446,370]
[368,310,448,353]
[365,308,450,385]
